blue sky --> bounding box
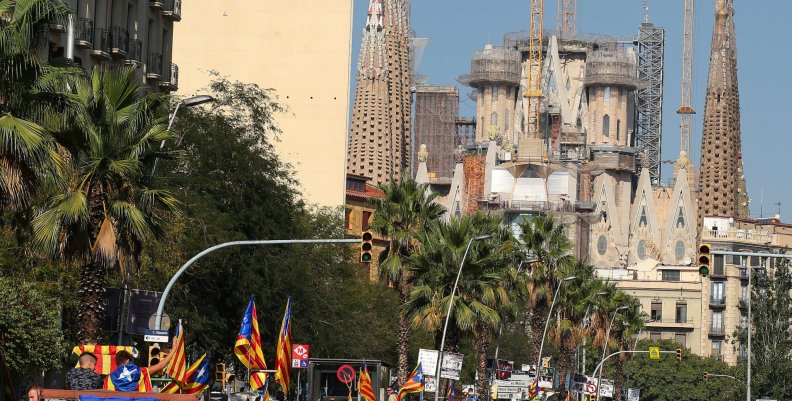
[350,0,792,220]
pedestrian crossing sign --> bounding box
[649,347,660,360]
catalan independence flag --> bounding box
[358,366,375,401]
[165,320,187,383]
[398,362,424,400]
[275,297,293,390]
[162,354,211,394]
[235,296,268,390]
[71,345,138,375]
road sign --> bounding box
[143,328,169,343]
[441,352,464,380]
[337,365,356,383]
[627,388,640,401]
[292,344,310,368]
[418,349,439,377]
[424,377,437,392]
[649,347,660,360]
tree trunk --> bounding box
[557,341,575,398]
[613,346,625,401]
[473,327,493,399]
[396,281,411,384]
[529,305,547,363]
[78,260,106,344]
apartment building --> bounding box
[43,0,181,91]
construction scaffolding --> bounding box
[413,85,460,181]
[583,43,638,89]
[634,22,665,186]
[457,46,521,87]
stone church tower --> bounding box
[698,0,749,224]
[346,0,413,185]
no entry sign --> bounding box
[337,364,356,383]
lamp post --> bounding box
[595,305,628,401]
[435,234,492,401]
[534,275,577,395]
[150,95,215,176]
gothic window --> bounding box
[491,112,498,128]
[604,87,611,105]
[597,236,608,256]
[603,114,610,137]
[492,86,498,102]
[616,119,621,140]
[675,241,686,261]
[638,194,648,227]
[637,240,647,260]
[676,194,686,227]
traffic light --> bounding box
[148,344,162,367]
[698,243,712,276]
[215,363,226,387]
[361,231,373,263]
[676,348,682,362]
[703,372,709,381]
[490,384,498,400]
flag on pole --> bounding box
[275,297,293,390]
[398,363,424,400]
[234,296,268,390]
[161,354,211,394]
[528,379,538,400]
[164,320,187,383]
[358,366,375,401]
[446,380,455,401]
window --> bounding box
[675,241,686,261]
[750,256,760,267]
[362,211,372,231]
[597,236,607,256]
[492,86,499,102]
[345,209,353,230]
[603,114,610,137]
[711,282,725,304]
[491,112,498,129]
[651,301,662,321]
[740,284,748,302]
[675,302,687,323]
[740,313,748,329]
[713,255,725,275]
[662,270,681,281]
[616,120,621,140]
[604,87,611,105]
[711,340,722,359]
[711,311,723,332]
[637,240,647,260]
[650,332,661,341]
[504,108,510,129]
[675,333,686,347]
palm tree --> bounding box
[405,212,515,397]
[609,297,645,401]
[370,175,445,383]
[0,0,70,210]
[519,214,575,361]
[30,66,179,344]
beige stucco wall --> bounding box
[172,1,353,206]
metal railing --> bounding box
[94,28,110,54]
[165,63,178,87]
[709,326,725,335]
[710,296,726,305]
[147,53,162,77]
[701,228,777,244]
[111,26,129,54]
[128,40,143,63]
[164,0,182,18]
[76,17,94,46]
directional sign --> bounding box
[649,347,660,360]
[418,349,439,377]
[143,329,169,343]
[337,365,356,383]
[292,344,310,368]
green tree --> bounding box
[30,66,179,344]
[519,214,575,362]
[405,212,515,395]
[0,0,69,210]
[371,175,445,382]
[0,277,64,378]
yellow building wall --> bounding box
[172,1,353,206]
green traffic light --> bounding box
[361,253,372,262]
[699,265,709,276]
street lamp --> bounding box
[595,305,628,401]
[534,275,577,393]
[435,234,492,400]
[151,95,215,177]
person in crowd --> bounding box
[27,385,43,401]
[104,350,173,392]
[66,352,102,390]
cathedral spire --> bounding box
[346,0,412,185]
[698,0,749,225]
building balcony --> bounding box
[75,17,93,48]
[125,40,143,66]
[159,63,178,91]
[146,53,162,80]
[149,0,164,10]
[710,265,726,279]
[709,326,725,336]
[700,228,778,245]
[709,297,726,308]
[49,22,66,33]
[739,268,749,280]
[90,28,111,59]
[110,26,129,57]
[645,318,695,330]
[163,0,182,21]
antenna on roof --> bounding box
[643,0,650,23]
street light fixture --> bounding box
[534,275,577,395]
[434,234,492,400]
[150,95,215,177]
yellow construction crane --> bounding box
[524,0,544,141]
[677,0,695,155]
[557,0,575,39]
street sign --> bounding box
[440,352,464,380]
[418,349,439,377]
[425,377,437,392]
[143,328,169,343]
[292,344,310,369]
[337,365,356,383]
[627,388,640,401]
[649,347,660,360]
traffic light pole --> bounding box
[154,239,360,330]
[592,350,676,401]
[709,250,792,401]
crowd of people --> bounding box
[25,349,175,400]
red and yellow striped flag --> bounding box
[161,354,211,394]
[358,366,375,401]
[71,345,138,375]
[164,320,187,383]
[235,296,268,390]
[275,297,293,390]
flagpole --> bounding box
[297,370,302,401]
